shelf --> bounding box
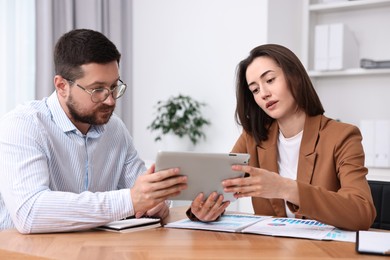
[367,168,390,182]
[309,0,390,13]
[308,68,390,78]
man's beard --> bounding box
[66,94,115,126]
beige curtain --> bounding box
[35,0,133,133]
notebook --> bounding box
[96,217,161,233]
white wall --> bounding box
[132,0,269,162]
[267,0,303,59]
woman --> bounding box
[188,44,376,231]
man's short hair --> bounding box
[54,29,121,81]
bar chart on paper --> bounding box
[242,217,335,240]
[270,218,327,226]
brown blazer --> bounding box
[231,114,376,231]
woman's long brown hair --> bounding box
[235,44,324,144]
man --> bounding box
[0,29,187,234]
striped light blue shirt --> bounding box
[0,92,146,233]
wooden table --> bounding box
[0,207,385,259]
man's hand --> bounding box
[131,164,187,216]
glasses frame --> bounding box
[65,78,127,103]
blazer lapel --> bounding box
[258,122,278,173]
[297,115,322,184]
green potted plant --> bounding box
[147,94,211,147]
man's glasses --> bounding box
[65,78,127,103]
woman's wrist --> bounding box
[282,178,299,206]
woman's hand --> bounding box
[135,201,170,219]
[190,192,230,222]
[223,165,299,205]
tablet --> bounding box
[356,230,390,256]
[155,151,250,201]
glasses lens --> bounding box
[114,84,127,99]
[92,88,110,102]
[90,82,127,102]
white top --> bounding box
[277,130,303,218]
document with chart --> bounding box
[166,215,341,240]
[242,217,335,240]
[165,214,271,233]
